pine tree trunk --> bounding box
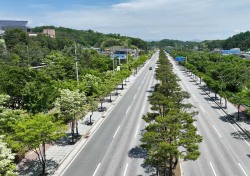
[225,98,227,108]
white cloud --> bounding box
[2,0,250,41]
[234,29,247,34]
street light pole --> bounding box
[74,41,79,87]
[112,47,115,71]
[126,46,128,66]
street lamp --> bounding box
[74,41,79,87]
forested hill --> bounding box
[148,39,199,50]
[149,31,250,51]
[223,31,250,50]
[32,26,148,49]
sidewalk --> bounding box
[16,65,147,176]
[188,72,250,139]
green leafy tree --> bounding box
[21,72,58,114]
[0,65,31,109]
[54,89,88,142]
[15,113,66,176]
[3,29,29,51]
[0,135,17,176]
[87,96,98,125]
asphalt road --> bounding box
[167,53,250,176]
[60,51,159,176]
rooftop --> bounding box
[0,20,28,30]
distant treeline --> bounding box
[149,31,250,51]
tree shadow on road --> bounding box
[18,158,59,176]
[128,146,156,176]
[219,115,233,123]
[231,130,249,140]
[141,163,157,176]
[128,146,147,159]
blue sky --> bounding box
[1,0,250,41]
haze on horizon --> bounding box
[0,0,249,41]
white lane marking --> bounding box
[213,125,222,138]
[142,78,145,84]
[229,124,238,132]
[138,86,141,90]
[200,106,206,113]
[209,162,217,176]
[113,126,120,138]
[192,94,197,99]
[133,94,137,99]
[126,106,131,114]
[134,125,140,138]
[92,163,101,176]
[244,139,250,147]
[238,163,248,176]
[217,110,225,116]
[123,163,129,176]
[141,106,145,114]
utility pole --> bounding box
[111,47,115,71]
[74,41,79,87]
[126,46,128,66]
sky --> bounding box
[0,0,250,41]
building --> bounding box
[43,29,56,38]
[220,48,241,55]
[0,20,28,34]
[113,48,128,60]
[175,56,186,62]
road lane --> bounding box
[96,53,158,176]
[167,53,250,176]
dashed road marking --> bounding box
[135,125,140,138]
[126,106,131,114]
[238,163,248,176]
[209,162,217,176]
[123,163,129,176]
[92,163,101,176]
[113,126,120,138]
[213,125,222,138]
